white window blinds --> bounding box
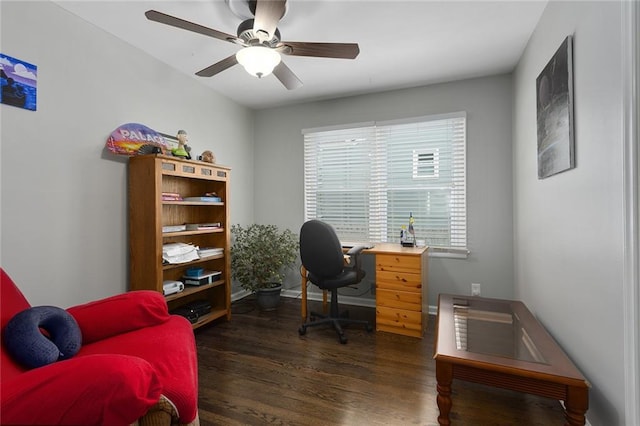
[303,112,467,255]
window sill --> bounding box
[428,248,469,259]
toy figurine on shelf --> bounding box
[200,150,216,164]
[171,129,191,159]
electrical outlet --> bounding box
[471,283,481,296]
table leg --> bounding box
[435,361,453,425]
[564,385,589,425]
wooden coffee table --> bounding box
[433,294,590,425]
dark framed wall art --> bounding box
[0,53,37,111]
[536,35,575,179]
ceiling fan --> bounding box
[145,0,360,90]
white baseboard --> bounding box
[281,288,376,308]
[231,289,252,302]
[280,289,440,314]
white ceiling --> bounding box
[53,0,547,109]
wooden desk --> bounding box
[300,243,429,338]
[433,294,590,425]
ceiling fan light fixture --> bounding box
[236,46,281,78]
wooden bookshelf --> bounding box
[128,154,231,329]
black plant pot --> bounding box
[255,283,282,311]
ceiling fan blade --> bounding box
[273,62,302,90]
[195,55,239,77]
[277,41,360,59]
[145,10,241,45]
[253,0,286,41]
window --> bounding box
[303,112,467,256]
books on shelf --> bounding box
[162,224,187,233]
[185,222,222,231]
[162,223,222,233]
[183,196,222,203]
[162,192,183,201]
[162,243,199,264]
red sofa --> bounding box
[1,268,199,425]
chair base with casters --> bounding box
[298,289,373,344]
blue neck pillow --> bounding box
[3,306,82,369]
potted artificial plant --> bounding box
[230,224,299,310]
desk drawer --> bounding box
[376,305,423,338]
[376,270,422,292]
[376,254,422,273]
[377,288,421,311]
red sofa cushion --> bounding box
[1,353,162,425]
[78,315,199,423]
[67,290,170,344]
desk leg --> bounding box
[564,386,588,425]
[300,265,307,324]
[435,361,453,426]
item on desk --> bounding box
[162,224,187,233]
[162,242,199,264]
[182,270,222,286]
[341,242,375,250]
[162,280,184,296]
[401,213,416,247]
[407,212,416,245]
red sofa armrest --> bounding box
[67,290,170,344]
[0,354,162,425]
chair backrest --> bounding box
[299,220,344,279]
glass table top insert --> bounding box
[452,297,547,364]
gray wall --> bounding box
[513,1,627,424]
[2,1,635,424]
[253,75,515,308]
[1,1,255,307]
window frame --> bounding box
[303,112,468,258]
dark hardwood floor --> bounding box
[194,296,566,425]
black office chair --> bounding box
[298,220,373,344]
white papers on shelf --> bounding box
[163,243,199,264]
[162,224,187,233]
[197,247,224,258]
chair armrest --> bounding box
[0,353,162,425]
[346,245,366,257]
[67,290,170,344]
[345,245,367,280]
